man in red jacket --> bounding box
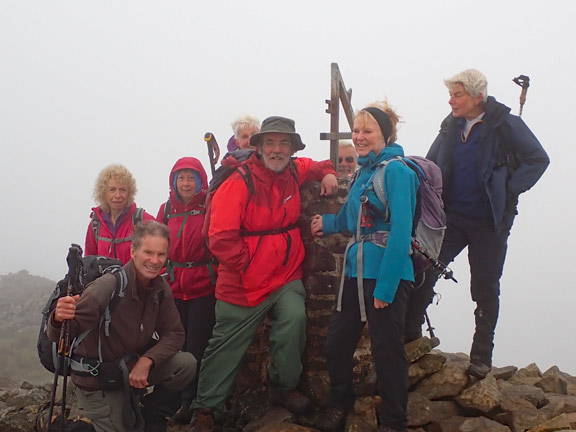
[189,116,338,432]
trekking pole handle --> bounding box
[204,132,220,176]
[513,75,530,116]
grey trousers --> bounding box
[76,351,196,432]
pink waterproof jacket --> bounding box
[157,157,215,300]
[85,203,154,264]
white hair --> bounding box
[231,115,260,138]
[444,69,488,103]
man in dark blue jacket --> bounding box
[405,69,549,378]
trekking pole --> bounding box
[424,311,436,339]
[412,241,458,283]
[513,75,530,117]
[204,132,220,177]
[53,244,84,432]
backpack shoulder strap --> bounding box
[132,207,144,226]
[91,211,100,240]
[236,165,255,195]
[371,156,405,213]
[162,200,171,225]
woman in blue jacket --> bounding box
[311,102,419,432]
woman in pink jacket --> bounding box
[85,164,154,263]
[157,157,216,423]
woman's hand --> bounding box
[310,214,324,237]
[54,294,80,322]
[374,298,389,309]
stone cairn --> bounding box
[2,180,576,432]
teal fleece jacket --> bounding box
[322,143,419,302]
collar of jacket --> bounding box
[247,152,296,182]
[357,143,405,170]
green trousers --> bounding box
[192,279,307,412]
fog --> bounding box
[1,1,574,374]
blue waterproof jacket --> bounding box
[323,143,419,303]
[427,96,549,232]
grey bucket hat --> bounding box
[249,116,306,151]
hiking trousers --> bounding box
[404,211,509,364]
[191,279,307,413]
[76,351,196,432]
[325,278,410,431]
[175,294,216,406]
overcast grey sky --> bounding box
[1,1,574,374]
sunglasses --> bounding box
[338,156,355,164]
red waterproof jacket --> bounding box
[157,157,215,301]
[209,153,336,306]
[85,203,154,264]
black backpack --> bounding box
[37,255,127,375]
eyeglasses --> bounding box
[263,140,292,149]
[338,156,356,164]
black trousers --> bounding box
[325,278,410,431]
[175,294,216,405]
[404,212,510,365]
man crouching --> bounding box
[48,221,196,432]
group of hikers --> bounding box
[46,68,549,432]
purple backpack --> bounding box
[372,155,446,274]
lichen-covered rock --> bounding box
[414,360,469,400]
[429,415,512,432]
[455,373,502,413]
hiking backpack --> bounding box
[201,148,255,238]
[37,255,128,375]
[362,155,446,274]
[90,207,144,256]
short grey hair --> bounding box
[231,115,260,138]
[444,69,488,103]
[132,220,170,251]
[339,140,355,150]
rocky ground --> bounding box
[3,337,576,432]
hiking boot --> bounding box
[269,386,312,414]
[189,408,214,432]
[172,404,193,424]
[467,360,491,379]
[317,407,348,431]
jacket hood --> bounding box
[169,157,208,206]
[482,96,511,127]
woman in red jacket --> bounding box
[157,157,216,423]
[85,164,154,263]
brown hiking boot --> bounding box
[317,407,348,431]
[188,408,214,432]
[269,386,312,414]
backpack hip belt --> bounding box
[239,222,297,237]
[166,258,216,284]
